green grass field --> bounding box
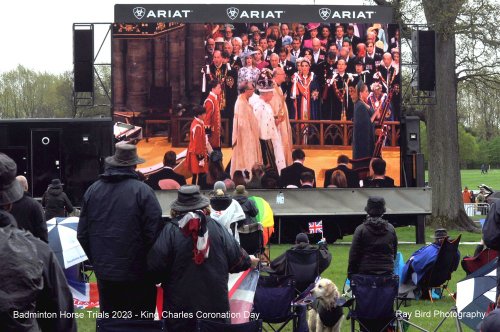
[427,169,500,192]
[75,226,482,332]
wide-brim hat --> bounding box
[365,196,386,216]
[234,185,248,196]
[49,178,63,188]
[306,23,321,31]
[105,143,145,167]
[431,228,448,239]
[0,153,24,205]
[171,185,210,212]
[241,50,257,61]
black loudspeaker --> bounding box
[73,29,94,92]
[412,31,435,91]
[403,116,420,155]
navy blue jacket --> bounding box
[77,166,163,281]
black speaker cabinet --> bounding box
[73,28,94,93]
[412,30,436,91]
[403,115,421,155]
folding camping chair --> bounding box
[418,235,461,302]
[461,248,498,275]
[96,318,166,332]
[284,248,321,293]
[348,274,399,332]
[252,274,300,332]
[196,319,263,332]
[238,223,265,258]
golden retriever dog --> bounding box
[307,278,344,332]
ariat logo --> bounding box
[133,7,146,20]
[319,8,331,21]
[226,7,240,20]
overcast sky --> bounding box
[1,0,365,74]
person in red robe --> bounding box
[187,107,209,185]
[204,79,222,150]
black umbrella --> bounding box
[457,258,497,330]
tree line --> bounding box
[0,65,110,119]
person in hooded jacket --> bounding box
[0,153,76,332]
[77,144,163,319]
[41,178,73,220]
[348,196,397,278]
[347,196,397,332]
[148,185,259,332]
[209,181,246,243]
[232,184,259,227]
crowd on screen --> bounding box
[201,22,401,124]
[189,22,401,182]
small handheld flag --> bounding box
[308,220,323,234]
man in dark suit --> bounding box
[145,151,186,190]
[299,172,315,188]
[324,154,359,188]
[355,43,376,75]
[346,25,361,53]
[366,41,383,68]
[278,149,316,188]
[363,158,395,188]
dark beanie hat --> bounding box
[295,233,309,244]
[365,196,386,216]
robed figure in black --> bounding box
[352,82,375,160]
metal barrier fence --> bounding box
[464,203,490,216]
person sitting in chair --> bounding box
[348,196,397,278]
[270,232,331,275]
[400,229,460,293]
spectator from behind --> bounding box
[10,175,47,242]
[246,163,265,189]
[300,171,315,188]
[279,148,316,188]
[328,170,348,188]
[261,169,280,189]
[148,185,258,332]
[145,150,186,190]
[363,158,395,188]
[271,232,332,276]
[198,150,230,190]
[348,196,397,278]
[77,144,163,319]
[210,181,246,242]
[324,154,359,188]
[233,185,259,227]
[0,153,76,332]
[232,170,247,187]
[41,178,74,220]
[400,228,460,294]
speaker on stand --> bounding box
[73,25,94,93]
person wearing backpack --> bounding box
[482,198,500,299]
[0,153,76,332]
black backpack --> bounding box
[483,199,500,250]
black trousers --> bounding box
[97,279,157,319]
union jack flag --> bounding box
[308,220,323,234]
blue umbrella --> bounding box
[47,217,88,269]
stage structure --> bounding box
[0,119,113,206]
[62,4,432,242]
